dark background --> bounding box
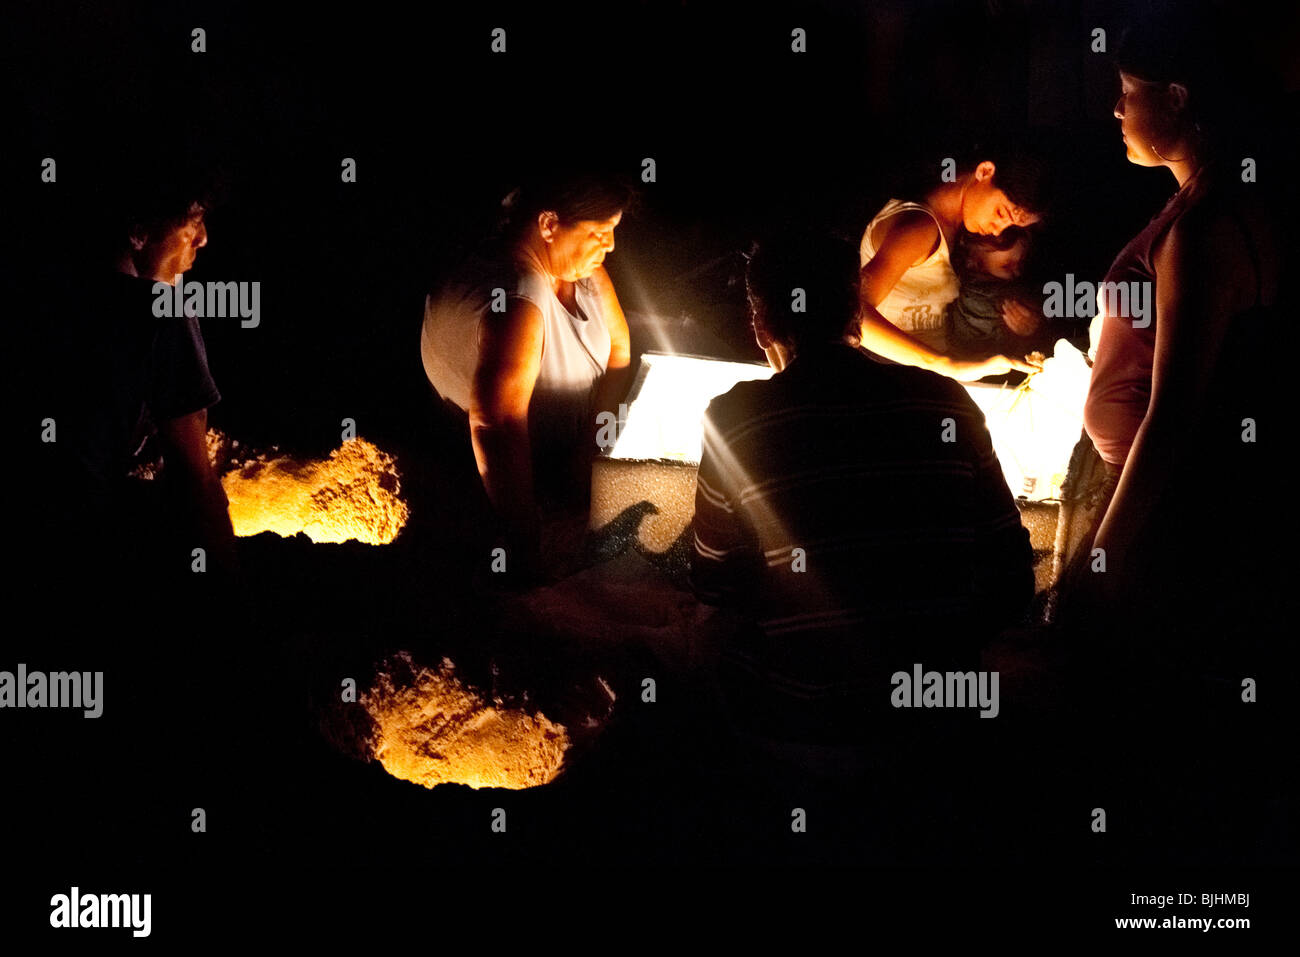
[5,0,1297,939]
[12,0,1294,453]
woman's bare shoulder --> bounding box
[1157,196,1277,317]
[1169,181,1278,272]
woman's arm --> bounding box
[861,212,1040,379]
[1092,210,1252,584]
[588,265,634,436]
[469,298,545,571]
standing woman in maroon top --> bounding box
[1065,11,1281,675]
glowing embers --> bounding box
[608,352,773,464]
[217,435,410,545]
[363,652,569,790]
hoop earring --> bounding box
[1149,116,1202,164]
[1147,140,1188,163]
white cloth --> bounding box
[860,199,961,354]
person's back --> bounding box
[692,232,1033,747]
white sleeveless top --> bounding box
[421,262,611,473]
[859,199,961,354]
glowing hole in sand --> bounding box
[218,435,410,545]
[362,652,570,791]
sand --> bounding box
[218,436,410,545]
[362,652,569,791]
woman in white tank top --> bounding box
[421,173,634,578]
[858,156,1048,381]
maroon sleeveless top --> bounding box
[1084,175,1202,466]
[1085,166,1271,469]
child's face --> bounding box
[974,239,1027,280]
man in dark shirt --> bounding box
[23,177,241,854]
[692,231,1033,747]
[44,184,235,577]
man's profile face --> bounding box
[138,203,208,283]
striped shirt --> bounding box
[691,342,1033,742]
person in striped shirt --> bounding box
[691,230,1034,748]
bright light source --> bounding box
[962,339,1091,500]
